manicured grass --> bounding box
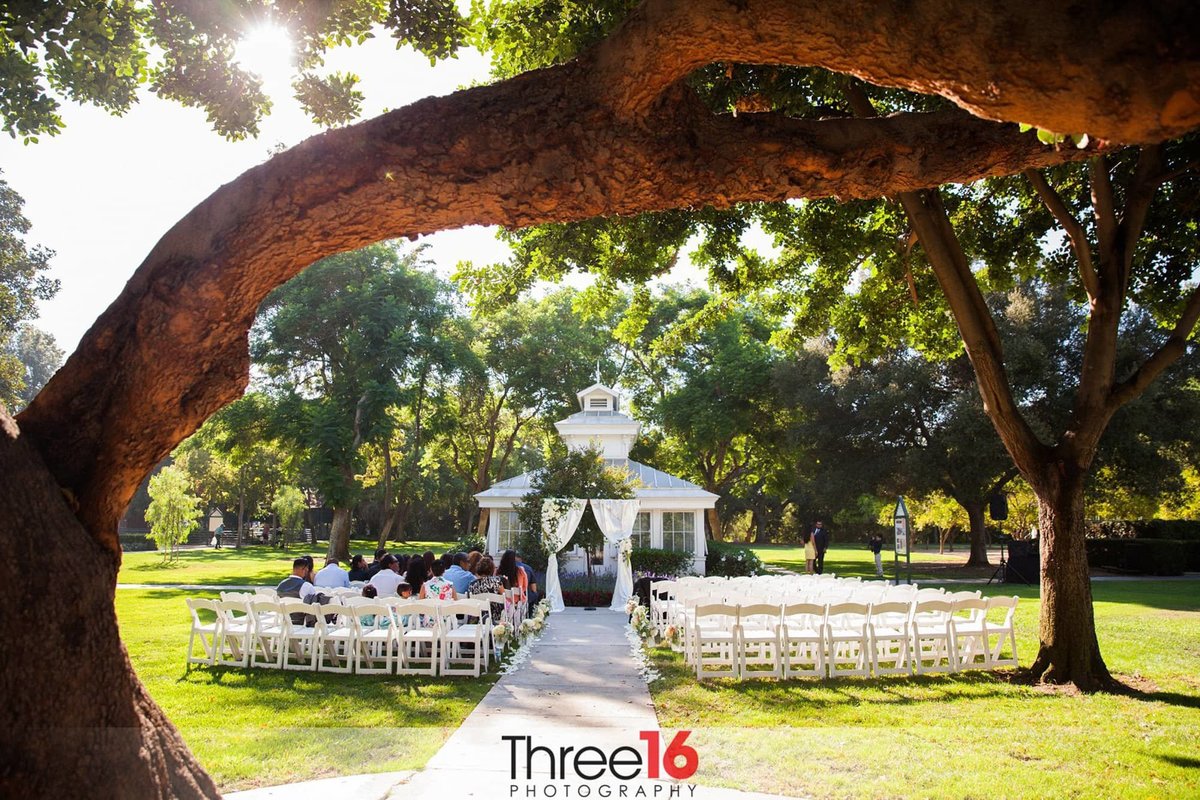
[117,589,497,792]
[118,539,454,586]
[751,542,996,581]
[648,581,1200,799]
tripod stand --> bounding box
[986,540,1007,585]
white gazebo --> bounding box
[475,382,717,575]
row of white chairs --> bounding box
[224,585,529,631]
[650,577,928,639]
[678,595,1018,680]
[187,596,498,677]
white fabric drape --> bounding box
[542,498,587,613]
[591,499,641,611]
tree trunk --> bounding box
[475,507,490,539]
[1027,470,1111,689]
[327,507,352,562]
[964,502,991,567]
[0,413,220,799]
[377,445,393,549]
[235,469,245,549]
[753,508,771,544]
[706,507,724,542]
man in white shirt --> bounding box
[314,556,351,588]
[367,554,404,596]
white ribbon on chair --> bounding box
[542,498,587,613]
[591,499,640,612]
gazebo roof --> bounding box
[474,458,718,501]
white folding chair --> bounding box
[215,599,253,668]
[249,598,285,669]
[950,597,989,670]
[318,603,356,673]
[868,601,911,676]
[984,595,1020,668]
[397,600,440,676]
[279,599,323,671]
[650,581,676,637]
[186,598,221,667]
[736,603,782,679]
[911,599,955,674]
[440,601,489,677]
[692,603,738,680]
[779,602,826,678]
[825,602,872,678]
[351,602,396,675]
[255,587,279,599]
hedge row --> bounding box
[1085,519,1200,541]
[706,541,765,577]
[119,533,155,552]
[1085,538,1197,575]
[631,548,694,577]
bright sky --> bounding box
[0,26,766,356]
[0,32,510,355]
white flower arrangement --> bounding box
[629,604,654,640]
[520,618,537,637]
[664,624,682,647]
[625,596,640,616]
[492,621,512,645]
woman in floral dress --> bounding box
[466,555,508,623]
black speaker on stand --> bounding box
[1005,540,1039,584]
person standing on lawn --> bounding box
[812,521,829,574]
[868,532,885,578]
[802,529,816,574]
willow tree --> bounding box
[1,1,1198,797]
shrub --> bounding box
[455,531,487,555]
[630,548,693,577]
[559,572,615,607]
[1085,538,1187,576]
[1085,519,1200,541]
[706,541,765,577]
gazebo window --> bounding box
[497,510,523,551]
[631,512,651,549]
[662,512,694,553]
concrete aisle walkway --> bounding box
[229,608,792,800]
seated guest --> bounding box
[498,550,527,608]
[420,559,458,601]
[405,556,429,596]
[466,550,483,575]
[367,547,388,578]
[397,582,413,599]
[368,554,404,596]
[445,552,475,595]
[314,556,351,588]
[396,554,411,573]
[515,553,539,606]
[277,557,317,602]
[467,555,508,623]
[422,550,436,572]
[348,554,371,582]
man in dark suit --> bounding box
[812,521,829,574]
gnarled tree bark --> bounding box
[5,0,1199,792]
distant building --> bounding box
[474,382,716,575]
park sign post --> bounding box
[893,496,912,585]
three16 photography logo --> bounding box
[503,731,698,797]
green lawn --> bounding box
[648,580,1200,799]
[752,542,996,581]
[117,589,496,792]
[118,539,454,586]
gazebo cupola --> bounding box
[554,382,641,459]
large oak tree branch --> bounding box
[19,59,1090,555]
[1024,168,1100,300]
[1109,284,1200,408]
[591,0,1200,143]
